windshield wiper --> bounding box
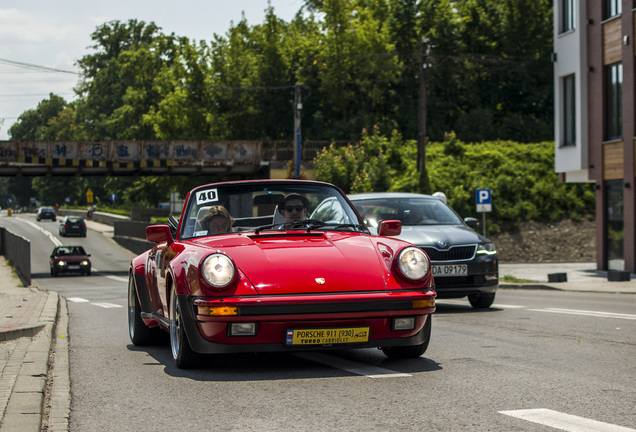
[293,220,367,232]
[253,220,366,234]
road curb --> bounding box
[47,297,69,432]
[0,326,45,343]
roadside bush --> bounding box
[314,132,595,235]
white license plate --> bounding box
[432,264,468,277]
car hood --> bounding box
[207,232,389,295]
[391,225,488,247]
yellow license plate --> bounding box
[285,327,370,345]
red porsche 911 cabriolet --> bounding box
[128,180,436,368]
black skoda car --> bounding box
[59,216,87,237]
[349,192,498,308]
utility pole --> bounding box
[417,38,430,173]
[293,84,302,179]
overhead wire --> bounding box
[0,58,80,75]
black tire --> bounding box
[50,267,57,277]
[381,315,432,359]
[468,292,496,309]
[128,274,165,346]
[170,288,202,368]
[85,268,91,276]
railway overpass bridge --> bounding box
[0,140,329,177]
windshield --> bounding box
[352,197,463,227]
[55,246,87,256]
[179,182,366,239]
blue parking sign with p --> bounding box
[476,189,492,212]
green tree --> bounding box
[451,0,553,142]
[74,19,165,140]
[144,37,215,139]
[8,94,68,140]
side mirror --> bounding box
[378,220,402,236]
[146,225,174,245]
[464,217,479,229]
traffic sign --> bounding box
[86,188,93,204]
[476,189,491,213]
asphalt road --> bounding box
[4,214,636,431]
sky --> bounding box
[0,0,304,140]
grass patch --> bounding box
[501,275,536,283]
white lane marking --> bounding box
[436,299,524,309]
[436,300,467,305]
[92,302,123,309]
[529,308,636,320]
[22,219,62,246]
[499,409,636,432]
[67,297,90,303]
[106,275,129,283]
[293,352,411,378]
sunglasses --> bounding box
[285,206,306,212]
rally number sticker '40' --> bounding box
[196,189,219,205]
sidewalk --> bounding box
[499,262,636,294]
[0,218,635,431]
[0,259,69,432]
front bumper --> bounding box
[54,262,90,273]
[432,258,498,299]
[178,291,436,354]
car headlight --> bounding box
[397,247,429,281]
[57,261,66,267]
[80,260,89,266]
[476,243,497,255]
[201,253,236,289]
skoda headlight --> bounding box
[397,247,429,281]
[476,242,497,255]
[201,253,236,289]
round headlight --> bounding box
[201,253,236,288]
[397,247,429,281]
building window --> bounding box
[604,0,621,19]
[605,63,622,141]
[561,0,575,33]
[562,74,576,147]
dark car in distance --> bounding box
[36,206,56,222]
[59,216,87,237]
[50,245,92,276]
[349,192,498,308]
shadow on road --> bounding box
[126,344,443,381]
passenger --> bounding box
[279,193,309,224]
[199,205,234,234]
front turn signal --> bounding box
[197,305,239,316]
[413,299,435,309]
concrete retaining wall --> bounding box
[112,220,156,254]
[0,227,31,286]
[57,209,130,225]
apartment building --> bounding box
[554,0,635,272]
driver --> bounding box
[279,193,309,224]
